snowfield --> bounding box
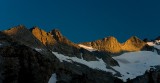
[154,45,160,50]
[147,41,160,49]
[147,42,155,46]
[78,44,97,52]
[52,52,115,74]
[112,51,160,82]
[48,73,57,83]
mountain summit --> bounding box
[122,36,146,51]
[81,36,122,53]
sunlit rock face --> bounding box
[3,25,44,48]
[31,27,57,46]
[81,36,122,53]
[80,36,146,54]
[49,29,79,48]
[122,36,146,52]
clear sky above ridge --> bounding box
[0,0,160,43]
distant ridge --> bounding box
[81,36,122,53]
[80,36,146,53]
[3,25,146,54]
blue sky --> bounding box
[0,0,160,43]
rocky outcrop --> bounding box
[122,36,146,52]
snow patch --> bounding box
[155,40,160,44]
[48,73,57,83]
[147,42,160,49]
[112,51,160,82]
[78,44,97,52]
[147,42,155,46]
[52,52,115,74]
[35,48,42,52]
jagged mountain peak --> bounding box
[124,36,145,44]
[50,29,63,41]
[49,29,75,45]
[127,36,141,41]
[3,25,28,35]
[3,25,44,48]
[122,36,146,51]
[31,27,56,46]
[29,26,41,31]
[102,36,117,41]
[80,36,147,53]
[81,36,122,53]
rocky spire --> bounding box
[50,29,65,42]
[49,29,76,46]
[31,27,56,46]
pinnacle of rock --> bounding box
[31,27,56,46]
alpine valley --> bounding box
[0,25,160,83]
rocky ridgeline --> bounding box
[81,36,146,53]
[0,25,120,83]
[0,25,159,83]
[3,25,44,48]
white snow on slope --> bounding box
[52,52,115,74]
[48,73,57,83]
[35,48,43,52]
[155,40,160,44]
[147,42,155,46]
[112,51,160,82]
[78,44,97,52]
[154,45,160,49]
[147,42,160,49]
